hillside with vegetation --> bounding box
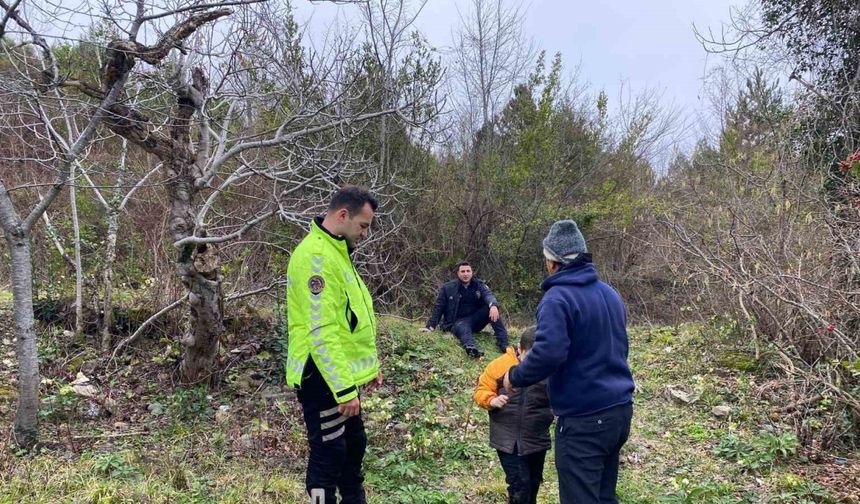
[0,0,858,502]
[1,311,857,503]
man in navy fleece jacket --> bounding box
[504,220,635,504]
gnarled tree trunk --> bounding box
[178,242,223,383]
[167,71,225,383]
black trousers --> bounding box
[451,305,509,351]
[555,402,633,504]
[297,361,367,504]
[497,448,547,504]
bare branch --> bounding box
[225,278,287,302]
[111,294,189,360]
[174,206,280,248]
[137,0,264,26]
[114,8,234,67]
[0,0,22,38]
[203,107,405,186]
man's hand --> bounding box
[489,395,509,409]
[418,326,433,333]
[489,305,500,322]
[503,370,516,393]
[338,397,361,417]
[364,371,383,394]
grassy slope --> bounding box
[0,312,856,503]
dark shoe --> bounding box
[466,347,484,359]
[497,343,508,354]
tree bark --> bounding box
[100,210,119,352]
[7,231,39,448]
[70,164,84,339]
[1,180,50,449]
[178,242,223,383]
[170,172,226,383]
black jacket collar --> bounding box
[314,216,354,254]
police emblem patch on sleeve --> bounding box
[308,275,325,294]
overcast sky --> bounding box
[293,0,741,123]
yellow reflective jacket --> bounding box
[285,218,378,403]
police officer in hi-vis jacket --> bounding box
[286,187,383,504]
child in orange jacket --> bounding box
[473,327,554,504]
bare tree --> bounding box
[0,0,225,447]
[347,0,449,307]
[679,0,860,447]
[57,0,442,382]
[76,138,162,352]
[658,61,860,446]
[450,0,533,137]
[359,0,427,174]
[436,0,534,266]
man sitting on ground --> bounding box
[419,261,509,358]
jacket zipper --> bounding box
[516,384,528,455]
[332,233,373,338]
[350,261,375,335]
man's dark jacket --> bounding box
[508,254,635,417]
[426,279,499,331]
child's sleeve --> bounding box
[473,360,502,409]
